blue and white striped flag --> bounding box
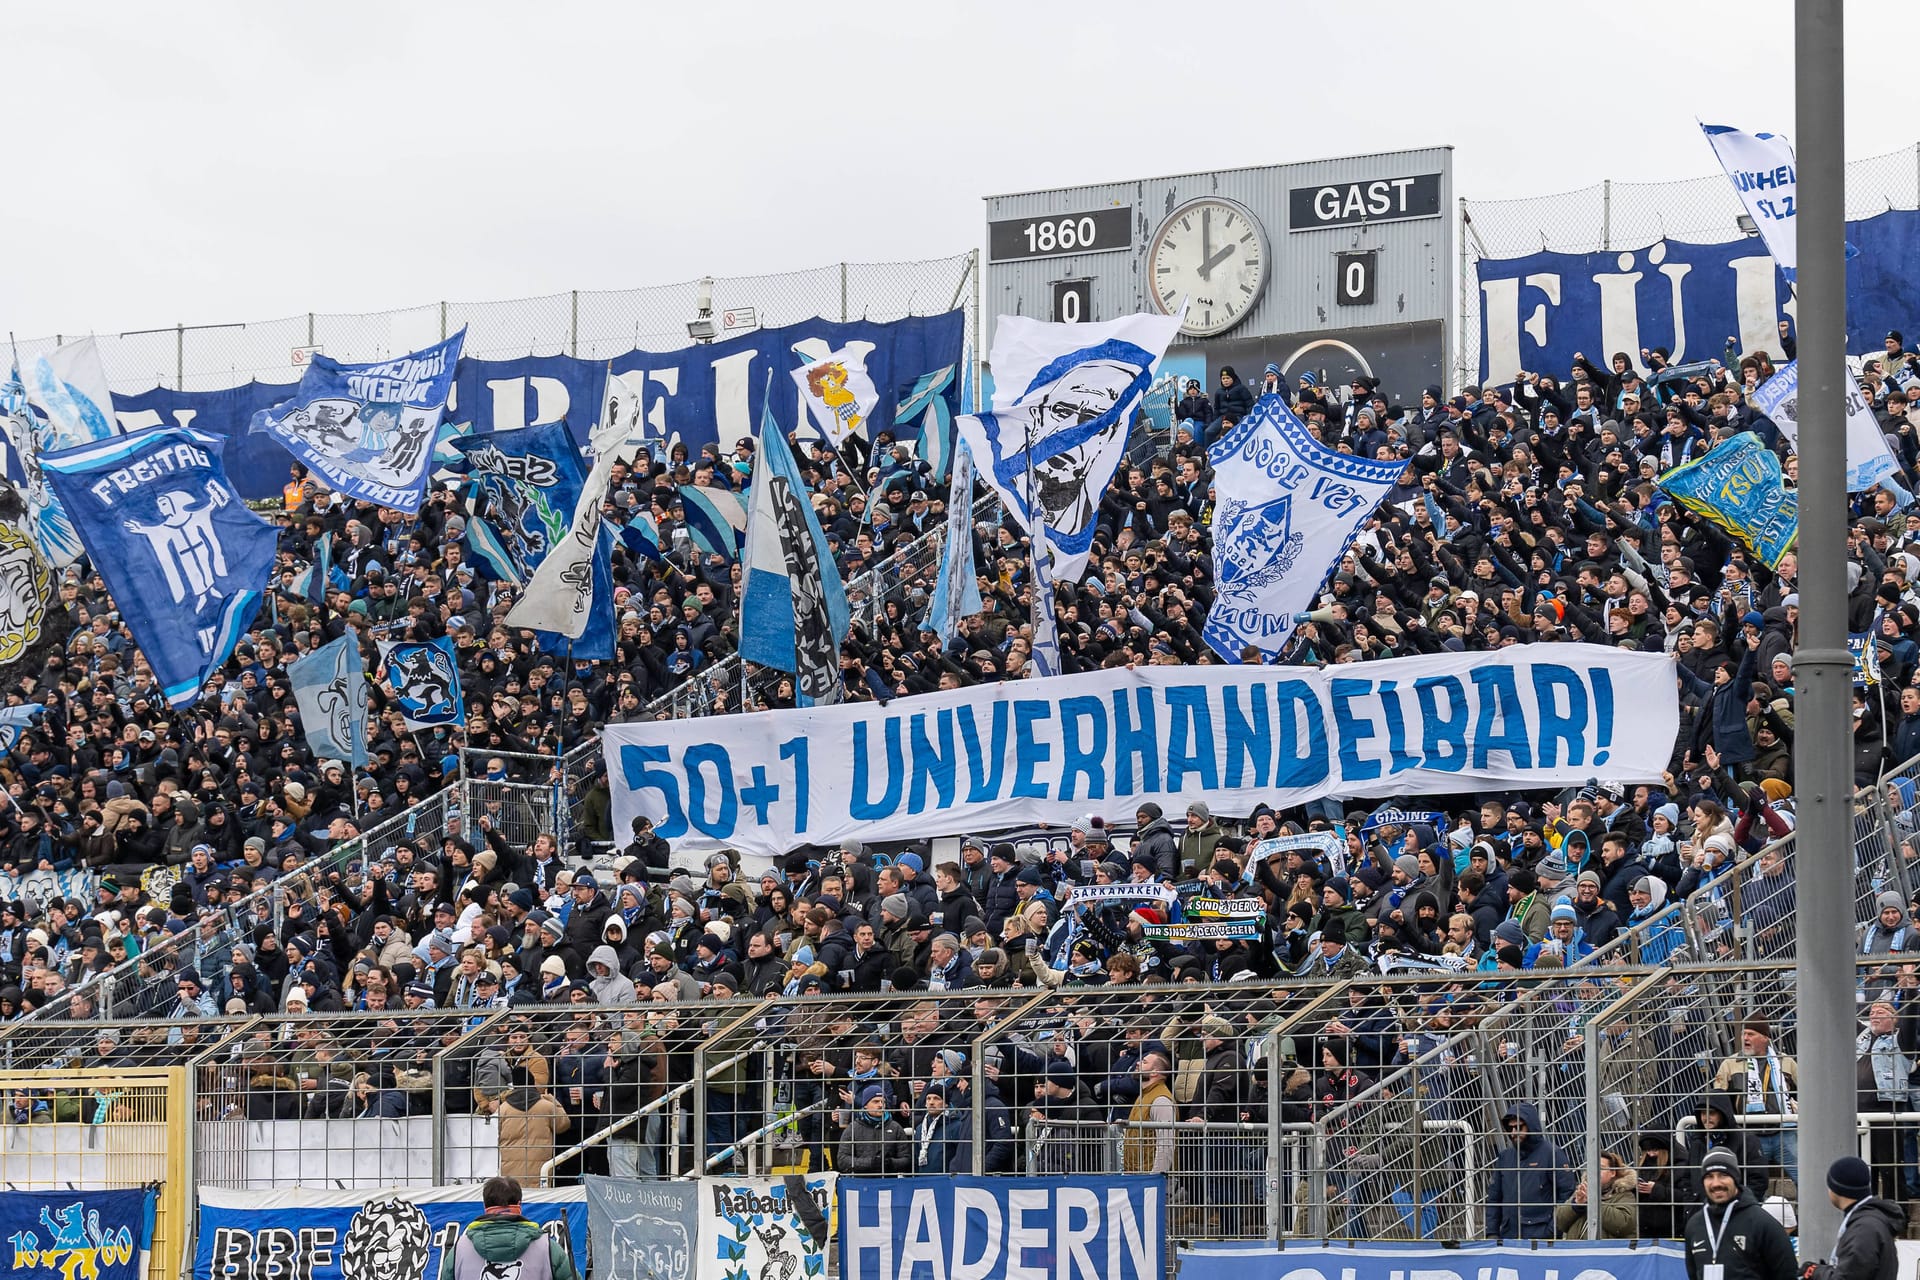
[1028,515,1061,679]
[676,484,747,561]
[0,703,44,753]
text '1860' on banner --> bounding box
[604,648,1678,862]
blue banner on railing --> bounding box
[0,1187,154,1280]
[114,311,965,502]
[1178,1242,1687,1280]
[196,1185,587,1280]
[839,1175,1164,1280]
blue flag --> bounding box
[617,512,664,563]
[0,703,44,753]
[740,400,850,704]
[288,634,370,768]
[1657,431,1799,570]
[254,331,465,513]
[926,438,982,643]
[451,423,612,658]
[676,484,747,561]
[294,530,334,607]
[1028,515,1062,678]
[379,636,464,729]
[42,426,276,707]
[897,362,959,484]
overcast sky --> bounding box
[6,1,1905,342]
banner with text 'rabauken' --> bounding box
[604,647,1678,864]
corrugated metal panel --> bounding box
[983,147,1453,351]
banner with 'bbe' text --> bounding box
[604,648,1678,863]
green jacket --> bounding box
[439,1214,579,1280]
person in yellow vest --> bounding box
[441,1176,579,1280]
[1124,1052,1177,1175]
[282,463,316,515]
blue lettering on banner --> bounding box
[1177,1242,1686,1280]
[113,311,965,502]
[1472,208,1920,385]
[838,1176,1163,1280]
[604,649,1679,866]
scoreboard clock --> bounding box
[1144,197,1270,338]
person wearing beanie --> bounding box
[1858,892,1920,957]
[1811,1155,1901,1280]
[1504,867,1551,943]
[1180,802,1222,879]
[1712,1018,1800,1188]
[837,1080,909,1175]
[1131,803,1176,881]
[1683,1144,1797,1280]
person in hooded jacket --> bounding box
[1130,804,1177,881]
[1681,1094,1770,1204]
[1805,1156,1902,1280]
[586,946,636,1005]
[1682,1149,1796,1280]
[440,1176,580,1280]
[1486,1102,1576,1240]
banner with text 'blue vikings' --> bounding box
[1474,208,1920,386]
[840,1176,1162,1280]
[42,426,277,707]
[195,1184,586,1280]
[252,332,464,512]
[604,647,1679,863]
[0,1186,154,1280]
[1178,1243,1685,1280]
[115,312,966,502]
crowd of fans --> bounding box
[2,325,1920,1233]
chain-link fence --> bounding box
[1455,142,1920,390]
[10,254,979,395]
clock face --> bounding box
[1146,198,1269,337]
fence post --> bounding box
[431,1053,447,1183]
[440,302,448,342]
[570,290,579,358]
[840,263,848,323]
[970,248,984,412]
[1878,795,1913,903]
[1266,1029,1283,1245]
[1455,198,1471,396]
[1583,1019,1603,1239]
[175,324,185,391]
[1601,179,1612,251]
[307,313,315,346]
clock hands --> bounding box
[1201,209,1212,277]
[1197,243,1236,281]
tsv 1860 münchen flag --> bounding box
[1203,394,1404,662]
[955,312,1180,584]
[42,426,277,707]
[1657,431,1799,571]
[253,332,465,513]
[379,636,465,729]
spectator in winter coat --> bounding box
[1130,804,1177,881]
[1487,1102,1576,1240]
[1213,367,1255,424]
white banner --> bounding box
[792,346,879,449]
[604,648,1678,864]
[1750,359,1902,493]
[699,1174,834,1280]
[1203,394,1404,660]
[506,413,620,639]
[1702,123,1798,280]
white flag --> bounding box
[1701,123,1798,280]
[505,415,622,639]
[1202,394,1406,661]
[1749,360,1903,493]
[792,345,879,449]
[955,311,1180,583]
[1028,516,1061,678]
[24,338,118,450]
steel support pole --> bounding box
[1793,0,1854,1251]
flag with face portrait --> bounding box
[740,400,849,704]
[41,425,276,707]
[792,344,880,450]
[954,312,1180,584]
[289,633,370,768]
